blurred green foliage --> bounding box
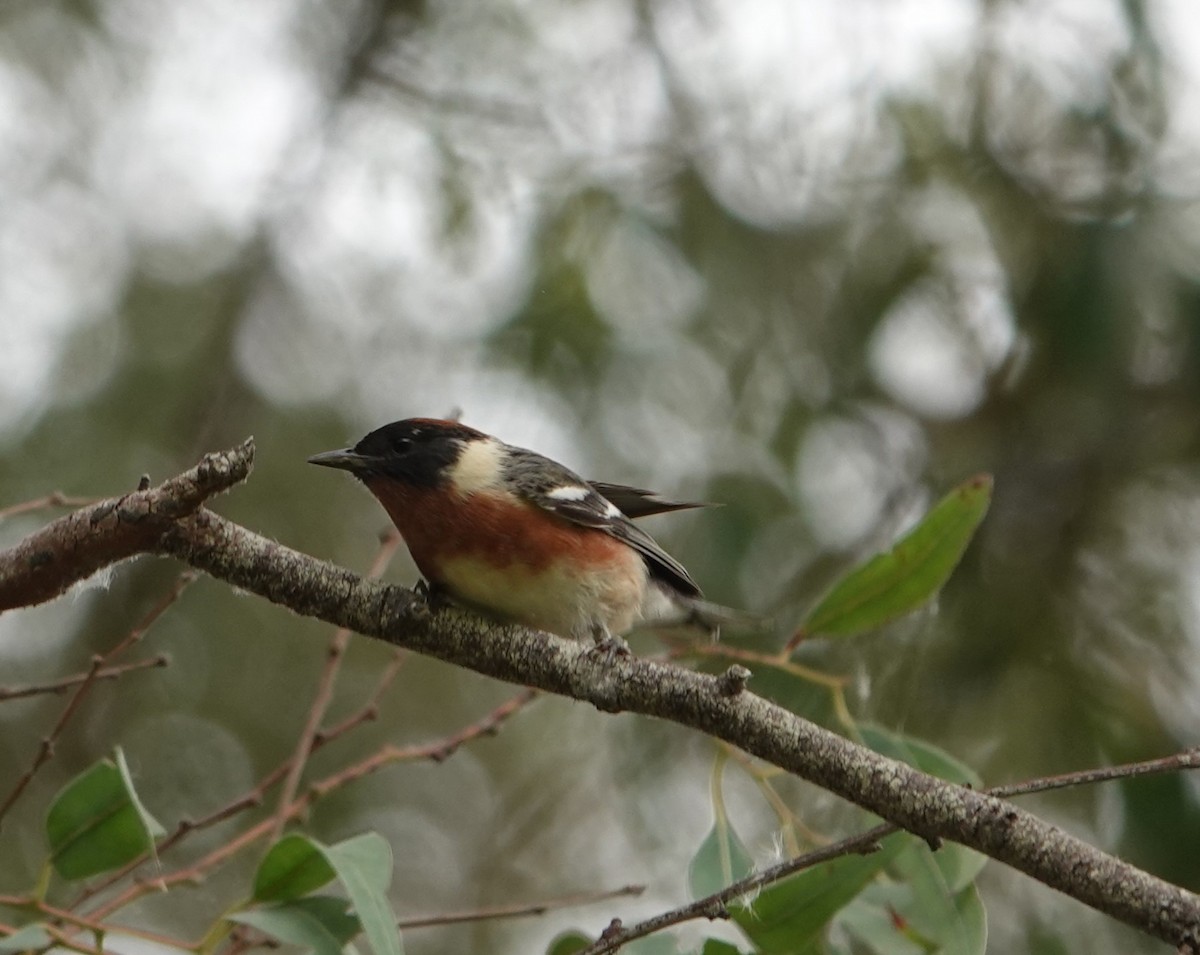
[2,1,1199,953]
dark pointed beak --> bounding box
[307,448,370,472]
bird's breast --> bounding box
[362,479,647,637]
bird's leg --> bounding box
[414,578,452,611]
[588,622,632,659]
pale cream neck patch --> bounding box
[450,437,506,495]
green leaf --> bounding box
[729,834,906,953]
[689,819,755,900]
[231,904,348,955]
[700,941,745,954]
[321,833,402,955]
[859,726,987,893]
[0,925,54,952]
[857,725,980,788]
[239,834,398,955]
[802,475,992,637]
[288,896,362,944]
[46,748,165,880]
[891,846,987,955]
[546,931,591,955]
[253,834,338,902]
[114,748,165,862]
[836,883,925,955]
[948,885,987,954]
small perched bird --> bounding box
[308,418,745,650]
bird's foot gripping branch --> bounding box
[0,440,1198,955]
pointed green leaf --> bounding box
[835,884,925,955]
[114,747,165,860]
[689,820,755,900]
[700,941,745,954]
[859,725,987,892]
[729,834,907,952]
[857,725,979,788]
[320,833,401,955]
[253,834,337,902]
[286,896,362,944]
[803,475,992,638]
[46,749,165,880]
[231,905,346,955]
[948,885,987,954]
[891,845,987,955]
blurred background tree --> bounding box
[2,0,1199,952]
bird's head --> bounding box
[307,418,491,489]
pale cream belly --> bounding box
[437,551,648,639]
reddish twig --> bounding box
[315,648,408,745]
[397,883,645,929]
[70,647,409,907]
[0,492,100,521]
[0,572,192,827]
[664,641,847,690]
[0,656,167,702]
[309,688,538,799]
[0,895,193,951]
[270,530,404,841]
[81,688,537,923]
[0,656,105,826]
[106,571,196,659]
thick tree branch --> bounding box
[0,441,252,611]
[2,442,1199,948]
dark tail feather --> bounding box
[588,481,717,519]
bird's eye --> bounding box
[392,436,413,453]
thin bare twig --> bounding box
[270,529,403,841]
[397,883,645,930]
[0,573,192,826]
[0,492,99,521]
[80,689,537,923]
[0,895,194,951]
[666,642,847,690]
[0,656,167,702]
[70,647,409,907]
[990,749,1200,798]
[0,656,105,825]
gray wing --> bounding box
[503,448,701,597]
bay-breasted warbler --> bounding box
[309,418,747,650]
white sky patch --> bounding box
[651,0,977,227]
[868,282,989,421]
[1150,0,1200,202]
[271,100,539,352]
[0,183,128,438]
[93,0,323,280]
